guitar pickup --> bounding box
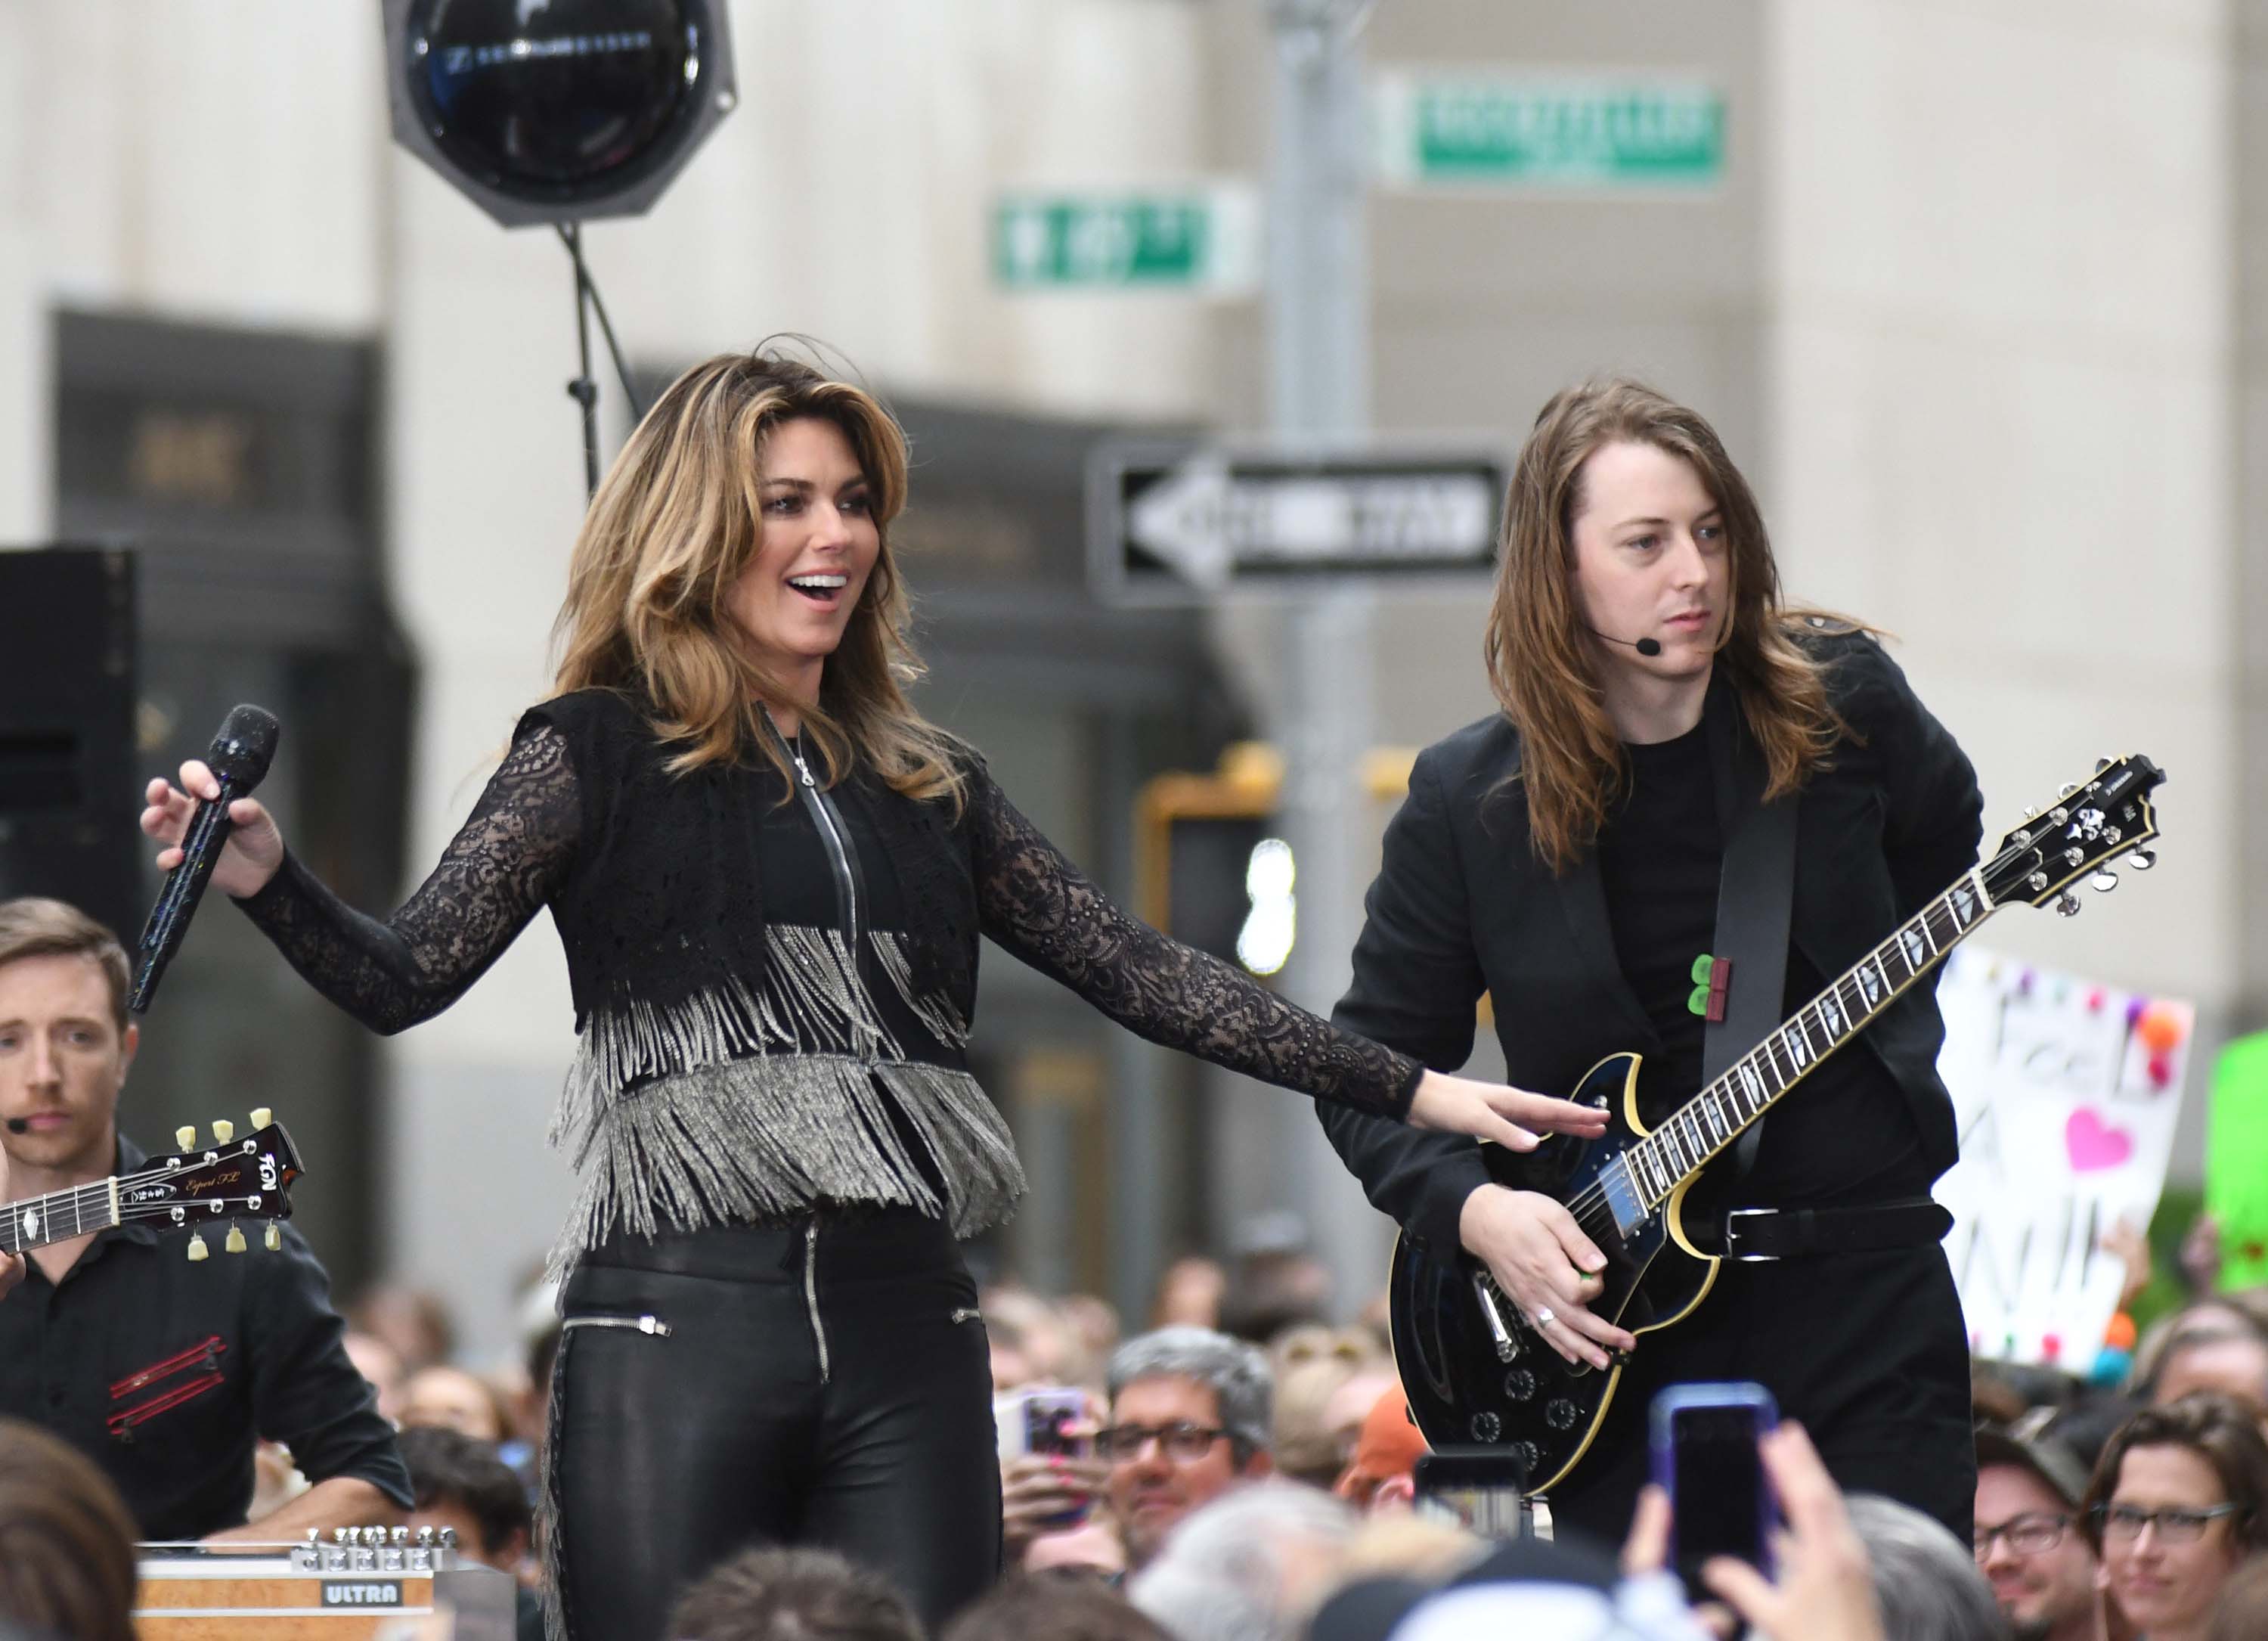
[1472,1273,1518,1363]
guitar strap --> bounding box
[1701,676,1799,1179]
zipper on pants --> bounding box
[559,1313,674,1338]
[804,1221,832,1383]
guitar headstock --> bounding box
[123,1114,302,1255]
[1981,756,2164,914]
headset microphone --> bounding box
[1591,629,1663,658]
[4,1118,29,1134]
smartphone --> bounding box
[993,1386,1091,1460]
[994,1387,1094,1528]
[1651,1382,1776,1593]
[1411,1446,1529,1540]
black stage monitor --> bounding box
[0,548,140,944]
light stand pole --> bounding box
[1263,0,1392,1314]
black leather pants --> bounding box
[545,1206,1001,1641]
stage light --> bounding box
[383,0,737,228]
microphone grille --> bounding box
[206,704,281,787]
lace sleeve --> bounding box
[234,721,581,1035]
[968,771,1421,1120]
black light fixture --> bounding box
[384,0,737,227]
[383,0,738,495]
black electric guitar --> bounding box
[1,1114,302,1262]
[1387,755,2165,1496]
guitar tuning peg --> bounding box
[175,1125,197,1150]
[186,1232,209,1261]
[2061,782,2081,797]
[249,1107,273,1129]
[224,1224,247,1255]
[2055,892,2082,917]
[211,1119,234,1143]
[2090,868,2118,893]
[2128,848,2156,871]
[2096,756,2112,771]
[265,1224,282,1252]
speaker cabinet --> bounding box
[0,548,139,942]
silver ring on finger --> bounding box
[1532,1307,1557,1329]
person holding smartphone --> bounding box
[141,349,1609,1641]
[1315,377,1982,1547]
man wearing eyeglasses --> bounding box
[1097,1326,1274,1572]
[1974,1425,2104,1641]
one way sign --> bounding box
[1088,443,1507,603]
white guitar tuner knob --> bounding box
[250,1107,273,1129]
[2128,848,2156,871]
[2055,892,2082,917]
[211,1119,234,1143]
[175,1126,197,1150]
[2090,868,2118,893]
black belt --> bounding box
[1690,1199,1951,1261]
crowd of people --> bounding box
[6,1212,2268,1640]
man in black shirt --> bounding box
[0,896,410,1540]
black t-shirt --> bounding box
[0,1137,411,1540]
[1595,723,1928,1210]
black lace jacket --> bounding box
[238,690,1423,1121]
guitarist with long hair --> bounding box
[1319,378,1983,1546]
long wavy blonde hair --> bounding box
[552,348,965,807]
[1484,378,1851,871]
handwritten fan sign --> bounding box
[1935,947,2192,1370]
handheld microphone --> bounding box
[129,704,280,1016]
[1591,629,1663,658]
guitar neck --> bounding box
[1619,865,1999,1208]
[0,1175,122,1256]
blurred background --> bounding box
[0,0,2240,1369]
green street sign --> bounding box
[993,184,1261,294]
[1373,73,1725,191]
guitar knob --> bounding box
[2090,869,2117,893]
[186,1232,209,1261]
[250,1107,273,1129]
[175,1126,197,1150]
[2055,892,2081,917]
[1470,1413,1501,1443]
[1502,1369,1537,1403]
[211,1119,235,1143]
[224,1225,247,1255]
[1545,1398,1580,1430]
[2128,848,2156,871]
[1510,1441,1541,1473]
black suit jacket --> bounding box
[1319,629,1983,1258]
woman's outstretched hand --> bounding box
[140,761,287,901]
[1405,1070,1608,1152]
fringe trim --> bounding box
[552,926,968,1143]
[545,1053,1025,1280]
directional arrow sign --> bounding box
[1089,445,1506,603]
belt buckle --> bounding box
[1722,1208,1780,1263]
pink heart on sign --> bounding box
[2065,1109,2133,1172]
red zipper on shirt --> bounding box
[108,1335,225,1400]
[107,1372,226,1441]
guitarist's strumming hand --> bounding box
[1458,1184,1637,1371]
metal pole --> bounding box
[1263,0,1393,1317]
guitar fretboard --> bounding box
[0,1177,119,1255]
[1613,866,1995,1214]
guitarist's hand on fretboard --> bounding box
[0,1149,19,1301]
[1458,1183,1638,1371]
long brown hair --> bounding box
[1483,377,1847,871]
[553,347,965,807]
[0,1418,140,1641]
